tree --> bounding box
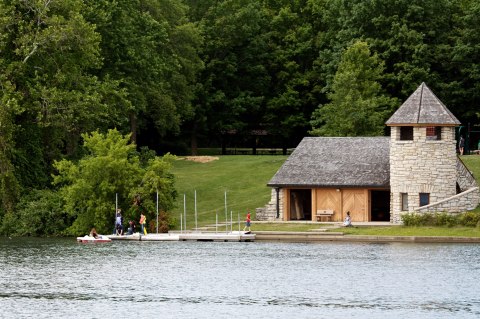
[186,0,272,153]
[448,0,480,123]
[0,77,20,215]
[263,1,322,150]
[83,0,203,145]
[0,0,123,204]
[52,129,176,235]
[312,0,460,107]
[310,41,397,136]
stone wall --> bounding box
[457,158,478,191]
[414,187,480,213]
[256,188,284,221]
[390,126,458,223]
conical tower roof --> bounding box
[386,82,460,126]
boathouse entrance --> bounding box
[370,190,390,221]
[289,189,312,220]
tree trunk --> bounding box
[129,112,137,144]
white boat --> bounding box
[76,235,112,243]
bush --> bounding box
[459,211,480,227]
[146,211,175,233]
[401,212,434,226]
[401,211,479,227]
[434,212,458,227]
[0,189,70,236]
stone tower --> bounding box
[386,83,461,223]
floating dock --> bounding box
[107,231,255,242]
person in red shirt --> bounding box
[243,210,251,233]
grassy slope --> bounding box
[460,155,480,182]
[171,156,287,227]
[171,154,480,234]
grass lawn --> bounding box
[460,155,480,182]
[171,155,287,227]
[170,154,480,236]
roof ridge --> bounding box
[385,82,460,126]
[416,82,424,123]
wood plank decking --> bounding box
[107,231,255,242]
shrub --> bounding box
[459,211,480,227]
[401,212,434,226]
[401,211,479,227]
[0,189,70,236]
[434,212,458,227]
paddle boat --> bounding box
[76,234,112,243]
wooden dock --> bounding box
[107,231,255,242]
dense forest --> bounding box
[1,0,479,235]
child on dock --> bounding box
[243,210,251,233]
[139,213,147,235]
[127,220,136,235]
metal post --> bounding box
[195,190,197,232]
[230,211,232,232]
[215,212,218,234]
[224,191,228,232]
[183,194,187,232]
[238,213,240,233]
[156,191,159,234]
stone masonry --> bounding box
[390,126,458,223]
[457,158,478,191]
[256,188,284,221]
[415,187,480,214]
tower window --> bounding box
[426,127,441,140]
[401,193,408,211]
[400,127,413,140]
[419,193,430,206]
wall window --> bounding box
[419,193,430,207]
[426,126,441,140]
[401,193,408,211]
[400,127,413,140]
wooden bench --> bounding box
[472,150,480,155]
[316,209,334,222]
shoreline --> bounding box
[253,231,480,243]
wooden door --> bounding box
[315,189,342,221]
[342,189,368,222]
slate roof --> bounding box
[267,137,390,188]
[386,82,460,126]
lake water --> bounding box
[1,237,479,319]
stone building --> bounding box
[258,83,480,223]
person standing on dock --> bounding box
[139,212,147,235]
[115,208,123,235]
[243,210,251,233]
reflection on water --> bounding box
[1,238,479,318]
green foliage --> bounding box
[401,211,480,227]
[83,0,203,140]
[0,0,126,213]
[459,211,480,228]
[310,41,397,136]
[53,129,176,235]
[0,190,68,237]
[3,0,480,224]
